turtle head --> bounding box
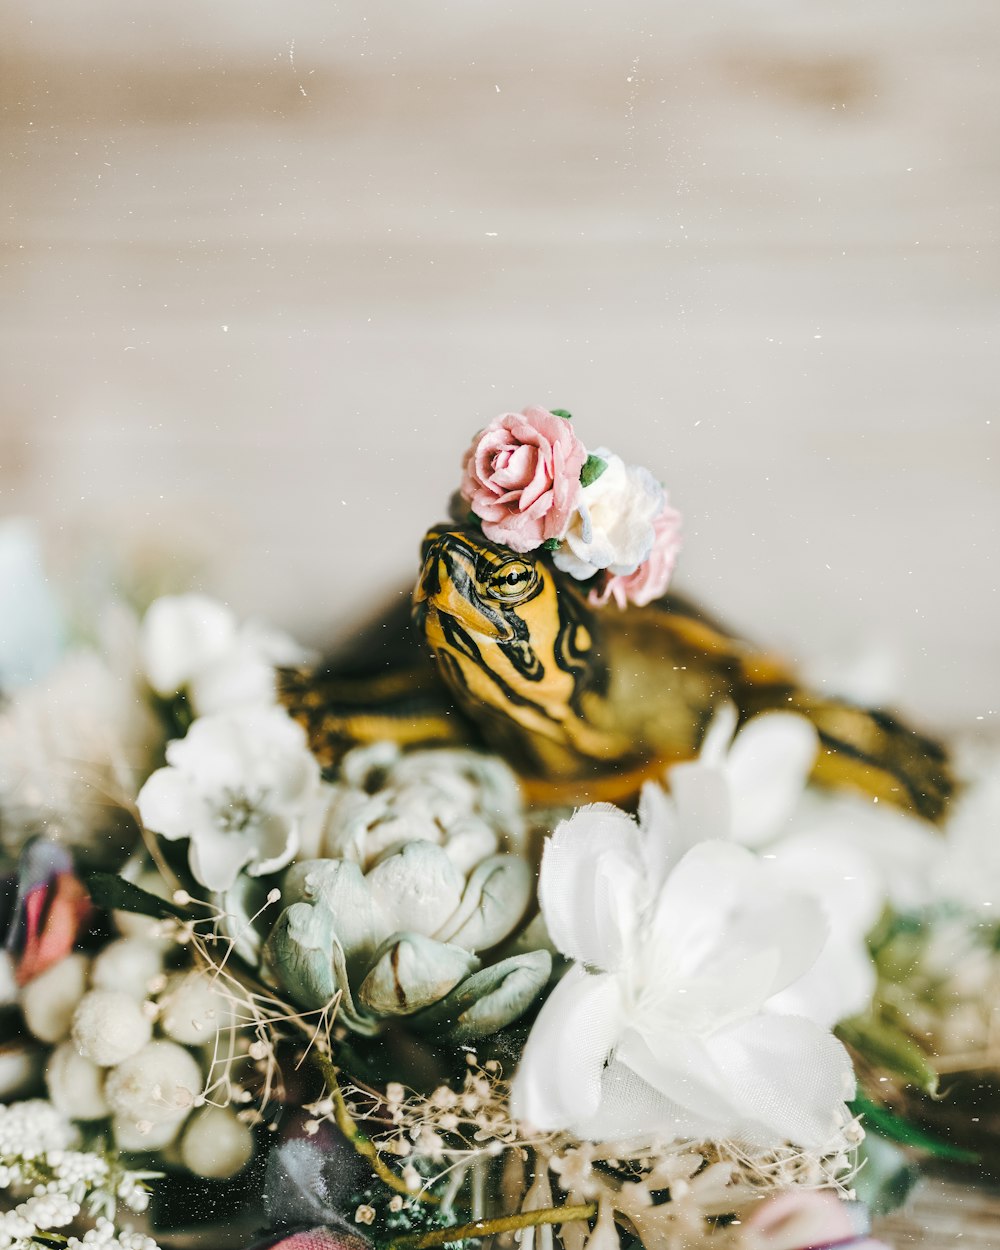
[412,526,610,771]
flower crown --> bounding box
[453,406,682,608]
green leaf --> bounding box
[837,1014,940,1096]
[580,454,608,489]
[85,872,192,921]
[851,1091,980,1165]
[550,408,572,420]
[852,1132,921,1217]
[542,538,561,551]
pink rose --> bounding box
[460,407,587,553]
[589,499,682,608]
[738,1191,889,1250]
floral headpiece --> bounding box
[454,406,682,608]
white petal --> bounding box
[646,840,759,975]
[698,701,738,766]
[769,934,877,1029]
[662,761,732,848]
[137,768,214,842]
[140,594,235,696]
[510,966,622,1132]
[246,812,298,879]
[616,1028,740,1129]
[704,1014,854,1148]
[188,830,254,892]
[538,805,645,970]
[725,713,818,848]
[636,782,683,894]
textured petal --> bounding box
[769,933,877,1029]
[646,840,760,975]
[538,805,645,970]
[435,854,533,951]
[365,842,466,939]
[510,966,623,1131]
[357,933,478,1016]
[704,1013,855,1148]
[725,713,818,848]
[616,1028,740,1129]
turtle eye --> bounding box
[489,560,538,602]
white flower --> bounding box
[511,786,855,1148]
[137,705,320,891]
[140,593,311,715]
[668,704,882,1026]
[553,452,664,580]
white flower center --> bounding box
[215,786,265,833]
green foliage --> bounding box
[851,1091,980,1165]
[837,1014,939,1096]
[580,454,608,488]
[85,872,193,921]
[549,409,572,420]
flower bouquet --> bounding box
[0,408,996,1250]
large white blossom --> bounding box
[669,705,883,1026]
[137,705,320,891]
[140,593,311,716]
[553,451,664,581]
[511,781,855,1148]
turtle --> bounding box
[279,524,953,821]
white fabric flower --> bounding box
[511,786,854,1148]
[667,705,881,1027]
[553,451,665,580]
[140,593,311,715]
[137,706,320,891]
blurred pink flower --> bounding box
[590,500,682,608]
[1,838,91,988]
[739,1190,889,1249]
[460,407,586,552]
[247,1228,370,1249]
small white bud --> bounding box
[21,953,90,1044]
[105,1040,204,1125]
[180,1105,254,1179]
[72,989,153,1067]
[90,938,165,1000]
[47,1042,110,1120]
[158,972,233,1046]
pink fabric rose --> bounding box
[460,407,587,553]
[589,498,682,608]
[739,1190,889,1250]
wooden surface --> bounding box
[1,8,999,1241]
[875,1174,1000,1247]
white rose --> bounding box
[552,451,664,581]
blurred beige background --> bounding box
[1,1,998,730]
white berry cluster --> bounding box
[17,919,254,1178]
[0,1101,160,1250]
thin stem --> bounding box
[387,1203,597,1249]
[312,1052,434,1202]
